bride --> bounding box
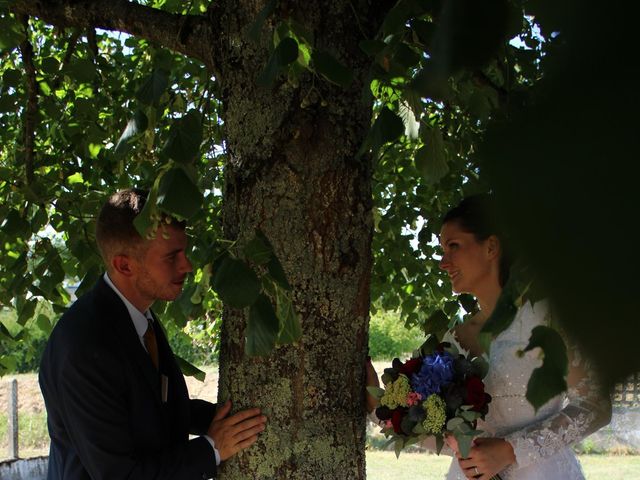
[367,194,611,479]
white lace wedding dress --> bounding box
[443,300,611,480]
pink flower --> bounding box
[406,392,423,406]
[384,420,393,429]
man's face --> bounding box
[132,224,193,305]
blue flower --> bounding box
[411,351,455,398]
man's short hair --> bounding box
[95,188,184,268]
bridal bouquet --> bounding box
[367,339,492,459]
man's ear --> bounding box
[112,254,136,277]
[486,235,501,261]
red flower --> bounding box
[399,357,422,376]
[464,376,490,412]
[391,409,405,434]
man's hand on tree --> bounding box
[208,400,267,461]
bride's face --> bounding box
[438,221,497,295]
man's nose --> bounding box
[179,253,193,273]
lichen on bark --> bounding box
[211,1,388,478]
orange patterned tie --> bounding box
[143,318,160,370]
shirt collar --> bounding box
[103,272,151,338]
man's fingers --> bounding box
[227,415,267,438]
[234,435,259,452]
[213,400,232,421]
[224,407,264,426]
[232,422,266,442]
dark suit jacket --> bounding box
[39,277,218,479]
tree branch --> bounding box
[18,15,39,187]
[10,0,219,73]
[51,30,80,90]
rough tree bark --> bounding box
[11,1,390,477]
[214,2,379,476]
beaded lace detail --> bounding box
[444,301,611,480]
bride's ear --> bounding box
[486,235,501,261]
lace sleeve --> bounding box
[503,334,612,469]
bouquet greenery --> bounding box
[368,338,492,460]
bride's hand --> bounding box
[444,433,459,454]
[365,357,379,413]
[456,437,515,479]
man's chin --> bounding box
[162,285,184,300]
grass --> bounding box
[0,412,49,460]
[3,372,640,478]
[1,412,640,478]
[365,451,640,479]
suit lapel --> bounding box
[93,277,162,405]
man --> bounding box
[39,188,266,479]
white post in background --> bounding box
[8,378,19,459]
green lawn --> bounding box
[365,451,640,479]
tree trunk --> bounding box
[215,2,379,478]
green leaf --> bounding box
[415,129,449,184]
[247,0,278,42]
[40,56,60,75]
[136,69,170,106]
[455,432,474,458]
[470,356,489,379]
[359,39,386,56]
[524,325,569,411]
[412,19,435,45]
[382,0,423,36]
[257,53,281,87]
[133,187,159,238]
[114,109,148,157]
[244,232,274,265]
[174,355,206,381]
[0,313,21,338]
[17,299,37,326]
[458,294,477,314]
[418,334,439,356]
[424,309,449,340]
[394,438,404,458]
[311,50,353,87]
[267,255,291,290]
[366,386,385,399]
[257,37,299,87]
[162,110,203,163]
[0,93,15,112]
[275,37,299,66]
[67,172,84,185]
[0,356,17,374]
[36,314,52,335]
[288,20,314,45]
[2,209,31,238]
[65,58,96,83]
[393,43,421,69]
[0,15,26,52]
[76,265,102,299]
[246,294,279,356]
[479,279,519,352]
[157,166,203,219]
[276,288,301,344]
[443,300,459,316]
[363,106,405,157]
[212,256,261,309]
[2,68,21,88]
[408,64,450,101]
[446,417,464,430]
